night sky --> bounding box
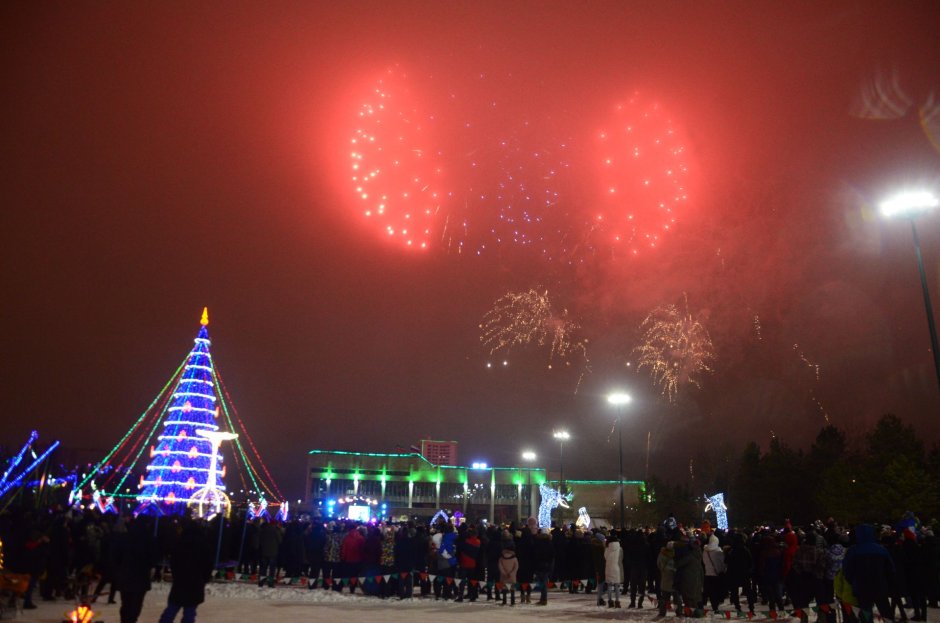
[3,2,940,499]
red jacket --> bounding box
[341,529,365,564]
[458,535,481,569]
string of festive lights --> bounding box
[214,367,284,500]
[0,431,38,486]
[0,441,60,500]
[75,360,185,493]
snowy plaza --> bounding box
[9,581,923,623]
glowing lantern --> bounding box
[188,446,198,459]
[215,407,220,419]
[179,429,187,438]
[183,401,192,413]
[186,477,196,490]
[166,491,176,504]
[221,465,226,478]
[171,461,182,473]
[149,446,156,458]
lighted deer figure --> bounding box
[538,483,571,528]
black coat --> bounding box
[167,524,215,607]
[115,520,158,594]
[533,533,555,575]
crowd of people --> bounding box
[3,506,940,623]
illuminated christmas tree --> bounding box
[137,308,229,514]
[76,308,283,516]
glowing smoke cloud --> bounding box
[538,483,570,529]
[705,492,728,531]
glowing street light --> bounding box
[881,190,940,394]
[606,391,632,529]
[521,450,537,517]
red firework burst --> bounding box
[592,94,691,256]
[348,68,445,251]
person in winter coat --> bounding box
[393,524,416,599]
[792,528,827,623]
[455,526,481,602]
[114,517,158,623]
[279,521,306,579]
[412,526,431,596]
[821,534,847,623]
[257,519,282,587]
[498,543,519,606]
[515,524,535,604]
[158,521,214,623]
[532,528,555,605]
[484,525,503,601]
[835,565,860,623]
[625,529,650,608]
[702,533,727,613]
[303,522,326,584]
[341,525,366,594]
[431,523,457,600]
[757,530,785,613]
[657,541,679,618]
[591,531,608,606]
[725,532,755,614]
[675,538,705,616]
[605,537,624,608]
[843,524,897,623]
[900,528,928,621]
[91,520,119,604]
[322,523,343,590]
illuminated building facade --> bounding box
[304,450,542,522]
[303,449,645,525]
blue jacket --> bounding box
[843,525,895,603]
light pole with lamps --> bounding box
[552,430,570,492]
[606,391,632,530]
[881,190,940,394]
[552,430,570,524]
[522,450,537,519]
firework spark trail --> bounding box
[632,295,715,403]
[793,344,821,381]
[480,288,588,365]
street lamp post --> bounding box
[522,450,536,520]
[552,430,570,492]
[881,190,940,394]
[552,430,570,524]
[606,392,632,530]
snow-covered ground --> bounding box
[6,583,934,623]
